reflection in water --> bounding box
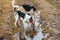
[33,15,44,40]
[33,28,44,40]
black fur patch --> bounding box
[31,6,37,11]
[22,4,37,11]
[27,13,31,15]
[17,11,25,19]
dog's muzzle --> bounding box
[29,17,34,25]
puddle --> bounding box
[33,15,44,40]
[33,28,44,40]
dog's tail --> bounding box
[12,0,19,11]
[12,0,18,8]
[12,0,15,8]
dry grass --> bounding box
[0,0,19,40]
[0,0,60,40]
[45,0,60,12]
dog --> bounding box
[13,6,34,40]
[12,0,37,39]
[12,0,36,26]
[13,4,37,26]
[14,8,35,40]
[13,5,38,39]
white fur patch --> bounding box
[14,12,19,27]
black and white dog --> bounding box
[13,4,37,28]
[12,0,37,40]
[14,4,36,40]
[13,6,34,40]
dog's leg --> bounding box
[13,32,20,40]
[14,13,19,27]
[34,16,40,31]
[22,20,30,40]
[12,0,15,8]
[23,30,32,40]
